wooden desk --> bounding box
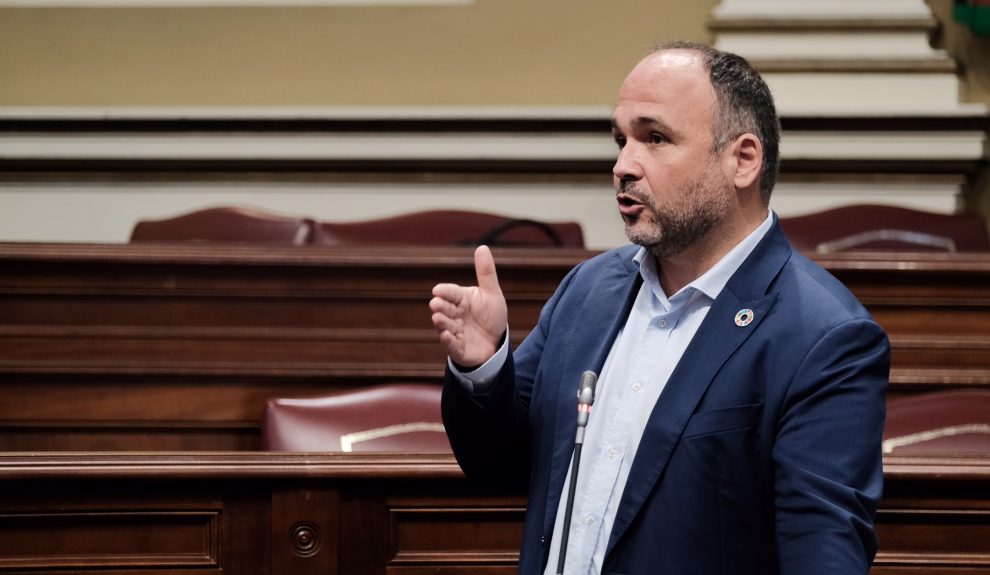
[1,243,988,451]
[0,452,521,575]
[0,452,985,574]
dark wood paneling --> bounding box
[874,456,990,574]
[388,505,524,573]
[0,510,220,571]
[820,252,990,396]
[272,488,339,575]
[0,244,576,451]
[0,453,984,574]
[875,508,990,573]
[1,244,988,450]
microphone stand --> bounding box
[556,371,597,575]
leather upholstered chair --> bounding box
[261,383,451,453]
[779,204,990,253]
[314,209,585,248]
[130,206,317,245]
[883,389,990,455]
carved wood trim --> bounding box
[0,453,983,575]
[0,510,221,571]
[882,454,990,480]
[874,508,990,570]
[0,453,465,480]
[0,452,984,479]
[2,242,989,271]
[0,241,589,267]
[0,360,444,378]
[889,369,990,389]
[388,507,524,565]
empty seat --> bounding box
[780,205,990,253]
[130,206,316,245]
[261,383,451,453]
[883,389,990,455]
[315,209,585,248]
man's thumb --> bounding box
[474,245,502,294]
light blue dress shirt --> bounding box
[452,211,773,575]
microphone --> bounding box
[556,370,598,575]
[575,370,598,441]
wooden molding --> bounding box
[0,452,465,479]
[0,452,983,574]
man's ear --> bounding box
[729,133,763,190]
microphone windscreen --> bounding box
[579,371,598,405]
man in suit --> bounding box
[429,41,889,575]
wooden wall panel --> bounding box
[388,505,524,573]
[875,508,990,573]
[0,243,988,450]
[0,453,984,574]
[0,510,220,572]
[874,456,990,573]
[271,488,339,575]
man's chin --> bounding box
[624,223,660,249]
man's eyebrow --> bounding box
[611,115,674,132]
[632,116,672,131]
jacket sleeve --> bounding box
[773,318,890,574]
[441,261,584,485]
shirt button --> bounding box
[608,447,618,458]
[658,318,667,328]
[632,382,642,392]
[585,515,596,525]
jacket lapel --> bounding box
[543,247,642,536]
[605,220,793,554]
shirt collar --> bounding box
[633,210,774,304]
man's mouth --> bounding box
[616,193,647,217]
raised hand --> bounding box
[429,245,508,367]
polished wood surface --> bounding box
[0,453,520,575]
[1,242,988,451]
[875,455,990,574]
[0,452,985,574]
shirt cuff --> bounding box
[448,328,510,394]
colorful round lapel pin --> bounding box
[734,308,754,327]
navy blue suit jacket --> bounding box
[442,219,889,575]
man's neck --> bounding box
[655,207,769,296]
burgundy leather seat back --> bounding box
[780,205,990,253]
[315,209,585,248]
[883,390,990,455]
[261,384,451,453]
[131,206,316,245]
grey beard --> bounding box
[630,216,720,259]
[621,172,730,259]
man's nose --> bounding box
[612,146,644,182]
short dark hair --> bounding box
[650,41,781,202]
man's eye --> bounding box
[614,136,626,149]
[650,133,666,144]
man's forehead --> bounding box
[640,49,705,70]
[622,50,705,88]
[613,49,714,119]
